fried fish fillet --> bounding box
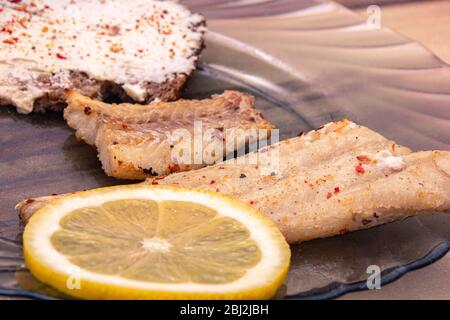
[64,90,274,180]
[16,120,450,243]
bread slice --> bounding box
[0,0,206,113]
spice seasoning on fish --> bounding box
[83,106,92,115]
[167,163,180,173]
[56,53,67,59]
[356,155,369,162]
[142,167,158,176]
[355,164,365,174]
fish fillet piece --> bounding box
[63,90,274,180]
[16,120,450,243]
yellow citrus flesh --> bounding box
[23,185,291,300]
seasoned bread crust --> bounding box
[0,0,206,112]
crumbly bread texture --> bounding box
[0,0,206,113]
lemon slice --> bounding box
[23,185,290,300]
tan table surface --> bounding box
[356,0,450,65]
[338,0,450,300]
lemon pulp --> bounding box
[24,185,290,299]
[51,199,261,284]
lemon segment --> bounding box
[23,185,290,300]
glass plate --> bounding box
[0,0,449,299]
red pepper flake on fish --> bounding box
[355,163,365,174]
[3,37,18,44]
[356,155,369,162]
[56,53,67,59]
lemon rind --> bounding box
[23,185,290,300]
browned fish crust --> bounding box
[16,120,450,243]
[64,90,274,180]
